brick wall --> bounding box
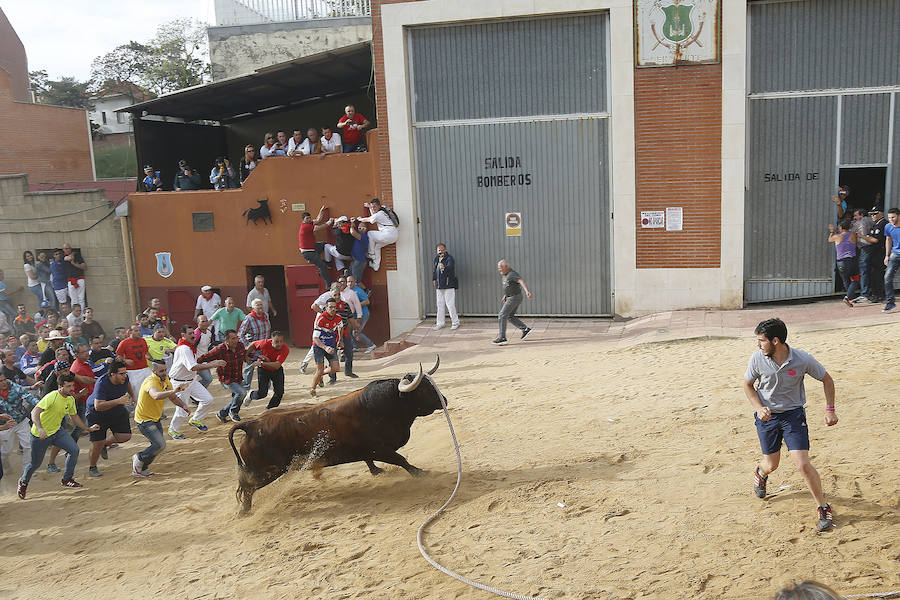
[0,9,30,102]
[371,0,424,272]
[0,69,94,183]
[634,64,722,268]
[0,174,134,329]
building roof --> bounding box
[120,42,372,123]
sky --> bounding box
[2,0,215,81]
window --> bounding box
[101,111,107,125]
[192,212,215,232]
[116,112,127,124]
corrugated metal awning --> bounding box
[119,42,372,123]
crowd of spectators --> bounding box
[140,104,370,193]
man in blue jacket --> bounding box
[432,244,460,330]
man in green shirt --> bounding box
[144,325,177,363]
[18,371,99,498]
[210,297,246,336]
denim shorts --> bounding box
[755,406,810,454]
[313,345,337,365]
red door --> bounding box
[167,289,197,334]
[285,265,326,348]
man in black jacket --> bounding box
[432,244,460,331]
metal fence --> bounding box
[215,0,371,26]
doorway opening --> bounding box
[245,266,290,337]
[838,166,887,215]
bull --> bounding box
[229,356,445,513]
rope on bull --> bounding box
[416,381,551,600]
[843,593,900,599]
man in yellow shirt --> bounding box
[132,360,189,477]
[17,371,99,499]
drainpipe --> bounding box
[119,215,139,317]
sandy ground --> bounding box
[1,323,898,600]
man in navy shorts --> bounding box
[742,318,839,532]
[85,359,135,477]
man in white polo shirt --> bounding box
[194,285,222,340]
[742,318,839,532]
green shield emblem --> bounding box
[661,3,693,43]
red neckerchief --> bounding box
[250,311,268,321]
[0,387,9,400]
[177,337,194,351]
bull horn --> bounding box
[398,363,424,393]
[426,355,440,375]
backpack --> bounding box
[380,206,400,226]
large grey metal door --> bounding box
[409,14,613,316]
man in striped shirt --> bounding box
[238,299,270,390]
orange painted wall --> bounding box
[0,69,94,183]
[128,135,393,344]
[634,64,722,268]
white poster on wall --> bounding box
[635,0,720,67]
[640,210,665,228]
[666,207,683,231]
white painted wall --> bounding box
[89,94,133,135]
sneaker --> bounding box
[345,371,359,378]
[132,453,143,475]
[100,445,109,460]
[300,362,308,374]
[16,480,26,499]
[492,337,508,345]
[327,378,337,386]
[229,411,241,422]
[365,345,376,354]
[842,297,853,308]
[450,323,460,330]
[188,419,208,432]
[161,412,168,420]
[168,429,186,440]
[89,466,103,477]
[817,504,834,531]
[433,323,446,330]
[216,412,229,424]
[132,468,151,479]
[60,478,83,488]
[244,392,254,406]
[521,327,533,340]
[884,302,896,312]
[753,467,767,498]
[319,380,326,388]
[46,463,60,473]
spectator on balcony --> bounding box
[23,251,45,307]
[142,165,163,192]
[49,250,68,306]
[260,132,286,158]
[298,128,323,156]
[287,129,305,156]
[240,145,258,184]
[34,251,54,309]
[61,243,87,310]
[320,125,341,154]
[210,157,237,190]
[173,160,203,191]
[337,105,370,153]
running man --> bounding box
[85,359,135,477]
[132,360,190,477]
[743,318,838,532]
[167,326,224,440]
[493,259,533,345]
[310,298,342,397]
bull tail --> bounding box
[228,422,248,470]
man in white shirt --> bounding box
[66,303,84,329]
[286,129,304,156]
[357,198,399,271]
[194,315,215,388]
[245,275,277,317]
[194,285,222,339]
[320,126,341,154]
[167,326,223,440]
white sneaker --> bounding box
[450,323,460,330]
[433,323,446,330]
[365,345,376,354]
[131,454,148,478]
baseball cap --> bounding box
[201,285,212,292]
[54,360,71,372]
[335,216,349,223]
[40,300,50,308]
[178,159,187,167]
[143,164,153,171]
[154,323,166,330]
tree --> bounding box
[29,71,93,110]
[90,42,154,103]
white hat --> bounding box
[47,330,66,341]
[201,285,212,292]
[335,216,349,223]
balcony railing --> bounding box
[215,0,371,26]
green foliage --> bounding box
[29,70,93,109]
[90,19,209,98]
[93,143,137,179]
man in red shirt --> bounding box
[116,324,151,398]
[245,331,290,409]
[337,104,370,153]
[296,203,332,286]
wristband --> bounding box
[825,406,836,412]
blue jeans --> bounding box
[218,381,248,416]
[21,429,80,484]
[356,314,374,349]
[302,244,332,286]
[858,245,876,298]
[198,368,213,388]
[498,294,527,339]
[0,300,15,320]
[836,257,860,300]
[350,259,367,282]
[885,253,900,304]
[136,420,166,468]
